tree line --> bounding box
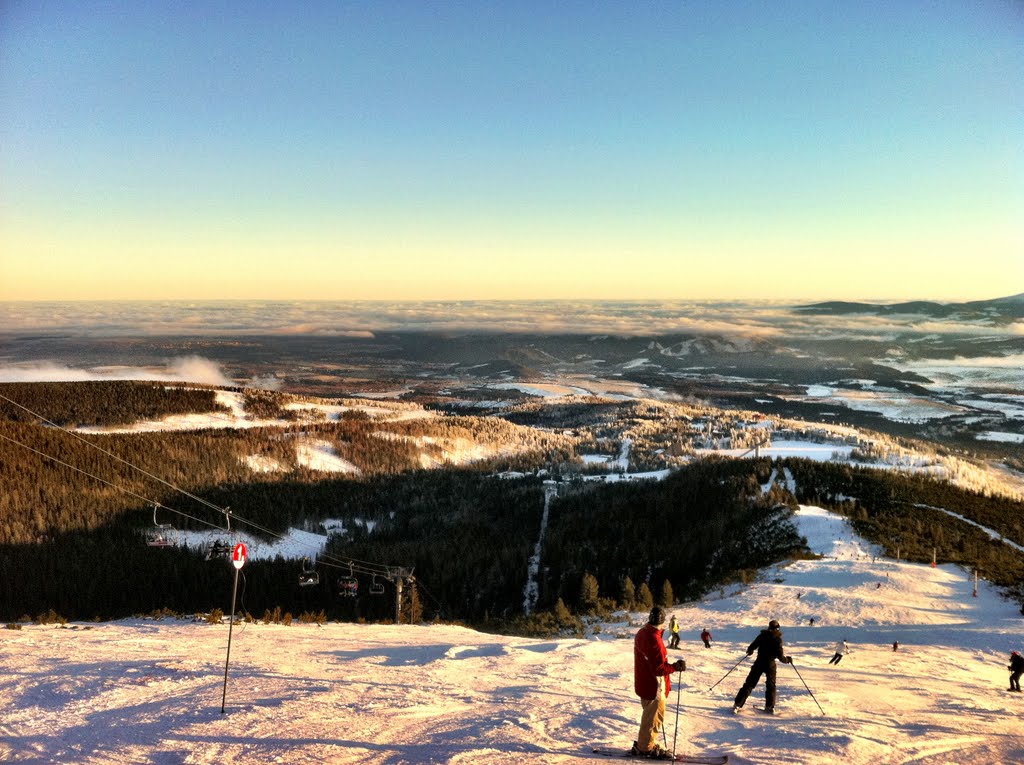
[783,458,1024,605]
[0,381,227,426]
[4,382,1021,624]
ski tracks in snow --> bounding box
[522,484,557,616]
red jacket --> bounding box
[634,624,674,698]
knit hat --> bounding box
[768,619,780,630]
[649,606,667,626]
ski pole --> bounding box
[672,668,683,757]
[708,654,749,692]
[788,660,826,716]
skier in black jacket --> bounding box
[1009,651,1023,692]
[733,619,791,714]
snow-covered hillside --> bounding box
[2,506,1020,765]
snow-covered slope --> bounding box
[1,506,1021,765]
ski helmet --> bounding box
[649,606,667,626]
[768,619,780,630]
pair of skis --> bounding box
[592,748,729,764]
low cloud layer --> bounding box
[1,299,1020,340]
[0,356,234,386]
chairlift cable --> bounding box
[0,392,401,574]
[4,428,423,607]
[0,391,236,517]
[409,574,444,613]
[0,399,409,577]
[0,421,394,574]
[0,432,227,534]
[2,427,403,578]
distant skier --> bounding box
[809,617,815,626]
[828,639,849,665]
[733,619,792,714]
[668,615,680,649]
[1009,651,1024,692]
[893,641,899,652]
[632,606,686,759]
[701,628,712,649]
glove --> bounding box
[746,650,753,657]
[782,657,793,664]
[673,659,686,672]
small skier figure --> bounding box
[700,628,712,649]
[733,619,792,715]
[632,606,686,759]
[828,639,849,665]
[809,617,815,626]
[668,614,680,649]
[1009,650,1024,692]
[893,641,899,652]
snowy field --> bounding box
[799,386,969,424]
[2,506,1021,765]
[75,390,432,436]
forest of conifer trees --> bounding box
[2,381,1023,626]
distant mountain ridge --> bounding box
[795,293,1024,321]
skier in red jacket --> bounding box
[632,606,686,759]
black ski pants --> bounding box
[1011,670,1022,691]
[734,659,777,710]
[828,653,844,665]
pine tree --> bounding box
[401,581,423,624]
[620,576,636,609]
[658,579,674,607]
[554,597,572,625]
[637,582,654,610]
[579,572,600,614]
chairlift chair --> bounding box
[206,539,232,560]
[338,563,358,598]
[146,504,175,547]
[146,530,173,547]
[205,506,233,560]
[369,575,385,596]
[299,557,320,587]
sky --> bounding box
[1,1,1022,303]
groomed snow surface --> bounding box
[2,506,1022,765]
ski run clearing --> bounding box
[2,506,1022,765]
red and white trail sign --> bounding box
[232,542,247,569]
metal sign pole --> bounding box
[394,576,403,625]
[221,542,246,714]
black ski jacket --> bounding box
[1010,654,1024,672]
[747,628,788,664]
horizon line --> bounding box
[1,294,1016,306]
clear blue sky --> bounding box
[1,1,1021,301]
